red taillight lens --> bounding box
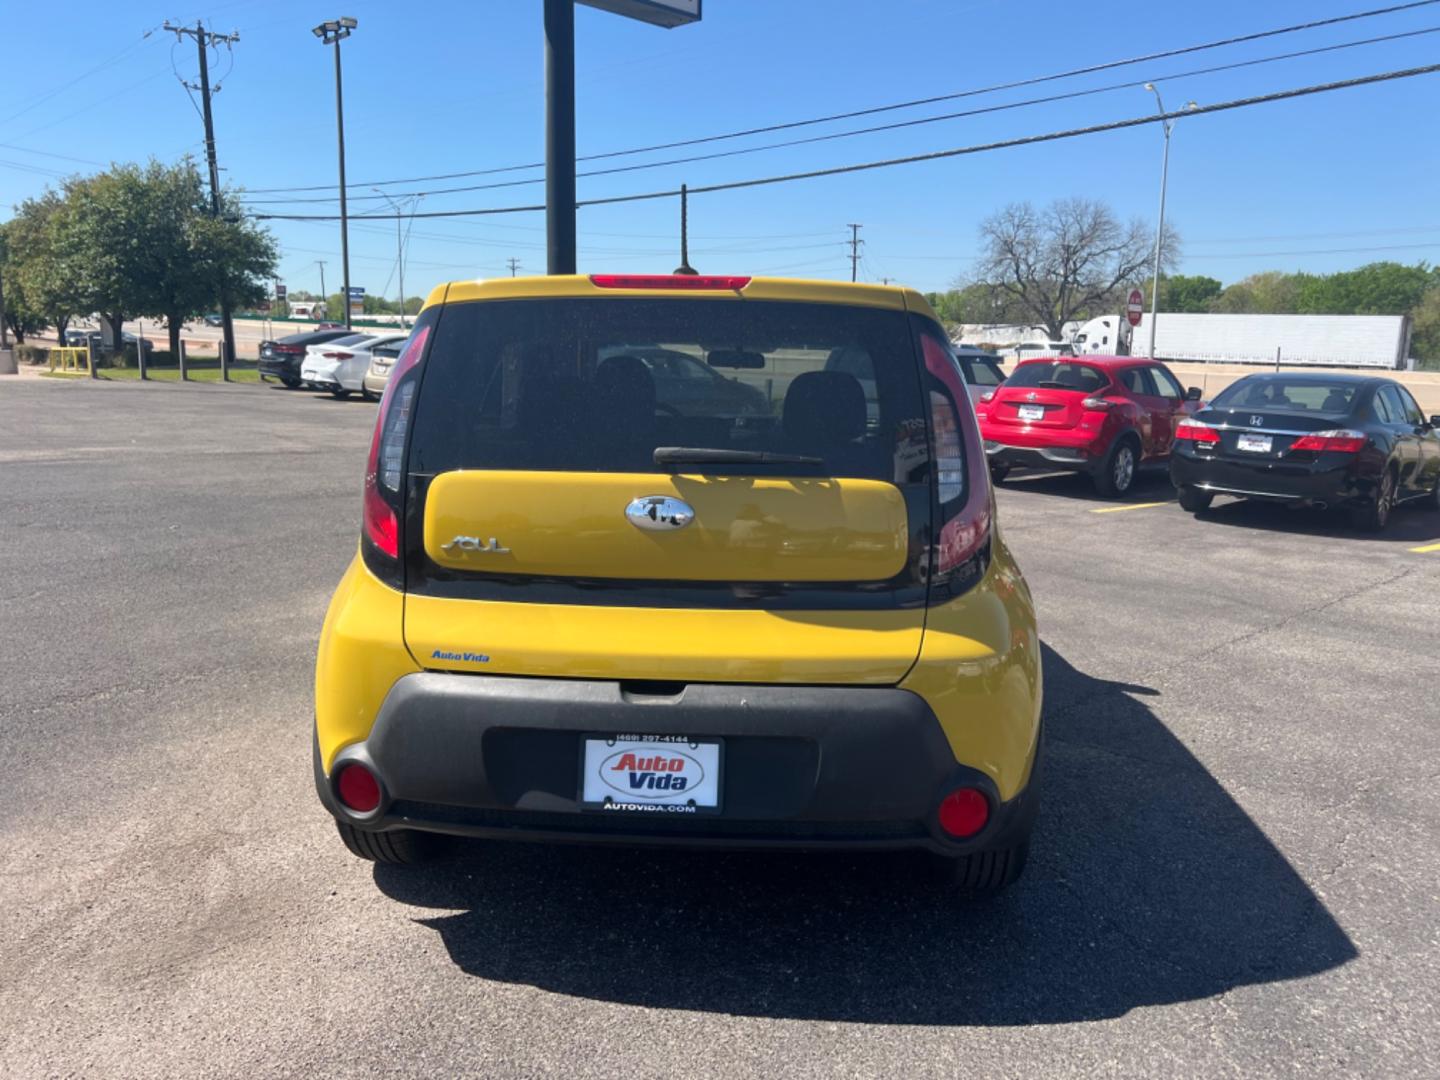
[920,334,992,583]
[1175,418,1221,444]
[1081,396,1113,411]
[589,274,751,291]
[322,351,354,360]
[275,344,305,355]
[335,763,381,813]
[938,787,989,838]
[1290,430,1366,454]
[363,323,432,561]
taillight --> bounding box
[920,331,992,592]
[362,321,432,578]
[322,351,354,360]
[1175,417,1221,444]
[275,344,305,355]
[589,274,751,290]
[1081,396,1113,410]
[1290,429,1367,454]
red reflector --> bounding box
[1175,419,1220,444]
[589,274,751,291]
[938,788,989,838]
[336,764,381,813]
[1291,430,1366,454]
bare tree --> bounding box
[975,198,1178,340]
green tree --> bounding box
[1409,287,1440,370]
[48,160,276,358]
[1158,274,1222,313]
[3,192,88,344]
[0,223,49,341]
[1210,271,1301,314]
[1295,261,1436,315]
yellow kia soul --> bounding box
[315,273,1042,892]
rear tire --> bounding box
[1094,437,1139,498]
[331,388,351,399]
[931,842,1029,895]
[281,377,301,389]
[335,821,443,865]
[1177,486,1214,513]
[1349,467,1397,533]
[989,464,1011,485]
[1426,472,1440,512]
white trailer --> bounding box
[1130,313,1412,370]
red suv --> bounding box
[976,356,1203,496]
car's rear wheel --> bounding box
[281,376,301,389]
[331,388,351,399]
[1177,486,1214,513]
[335,821,444,864]
[360,388,377,402]
[989,463,1011,485]
[1426,472,1440,512]
[931,842,1029,895]
[1094,436,1139,497]
[1349,467,1397,533]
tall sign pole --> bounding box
[551,2,701,275]
[545,0,577,275]
[313,19,358,329]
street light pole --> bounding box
[1143,84,1196,362]
[314,17,357,329]
[544,0,577,275]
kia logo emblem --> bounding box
[625,495,694,531]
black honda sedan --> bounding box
[1170,372,1440,531]
[258,329,354,388]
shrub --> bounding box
[16,344,49,365]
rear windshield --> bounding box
[959,356,1004,386]
[410,298,929,482]
[1004,361,1108,393]
[1212,379,1359,413]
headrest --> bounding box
[783,370,866,447]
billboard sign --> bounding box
[576,0,700,28]
[275,283,287,300]
[348,286,365,318]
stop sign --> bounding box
[1126,288,1144,327]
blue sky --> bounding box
[3,0,1439,299]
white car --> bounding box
[300,333,408,398]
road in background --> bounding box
[2,380,1437,1077]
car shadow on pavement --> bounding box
[374,643,1356,1025]
[1185,497,1440,546]
[998,468,1175,504]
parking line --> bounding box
[1090,501,1173,514]
[1410,541,1440,553]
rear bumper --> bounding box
[984,440,1099,472]
[315,672,1038,855]
[258,358,299,378]
[1171,452,1366,506]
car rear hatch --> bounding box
[984,361,1112,435]
[391,279,937,686]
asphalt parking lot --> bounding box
[2,378,1438,1078]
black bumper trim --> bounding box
[315,673,1039,855]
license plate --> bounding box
[580,735,722,814]
[1237,434,1272,453]
[1018,404,1045,421]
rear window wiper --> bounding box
[653,446,824,466]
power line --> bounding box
[239,23,1440,208]
[239,0,1440,196]
[248,63,1440,224]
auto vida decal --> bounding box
[599,748,705,798]
[431,648,490,663]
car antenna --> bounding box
[673,183,697,275]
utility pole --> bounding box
[313,18,357,328]
[674,183,695,275]
[507,258,522,277]
[316,261,327,310]
[1143,84,1197,361]
[371,189,411,327]
[847,223,863,283]
[165,20,241,378]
